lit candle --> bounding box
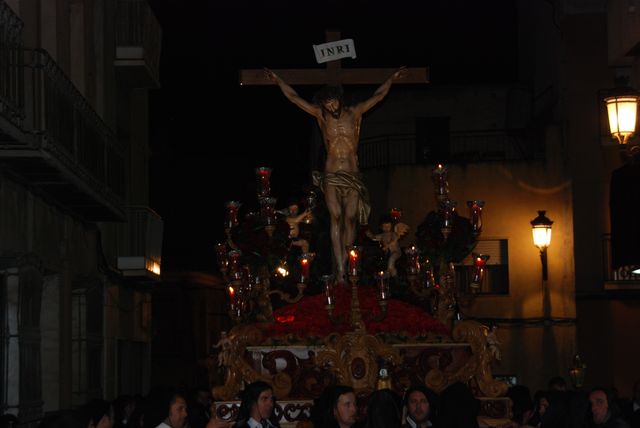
[431,164,449,197]
[467,200,485,235]
[470,254,490,290]
[376,271,389,300]
[348,246,360,276]
[256,167,272,197]
[300,252,314,283]
[227,286,236,308]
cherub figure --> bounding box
[279,201,311,253]
[366,215,410,276]
[486,325,501,361]
[213,331,232,368]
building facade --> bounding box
[0,0,162,422]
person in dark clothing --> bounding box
[402,385,438,428]
[363,389,402,428]
[587,387,630,428]
[310,385,357,428]
[621,380,640,428]
[508,384,534,426]
[113,395,136,428]
[233,381,281,428]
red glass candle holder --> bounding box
[441,199,457,229]
[347,245,361,276]
[431,164,449,197]
[215,242,228,271]
[423,259,435,289]
[322,275,336,306]
[256,167,272,197]
[300,252,315,283]
[404,245,420,275]
[467,200,485,235]
[224,201,241,229]
[390,207,402,223]
[259,196,277,226]
[376,270,390,300]
[228,285,241,318]
[228,250,243,280]
[470,253,490,290]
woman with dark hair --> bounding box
[233,381,280,428]
[364,389,402,428]
[311,385,357,428]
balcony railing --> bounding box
[358,129,537,170]
[0,47,125,220]
[115,0,162,87]
[0,1,24,133]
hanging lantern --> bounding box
[604,90,640,145]
[531,210,553,251]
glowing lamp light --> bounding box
[531,210,553,251]
[605,92,640,145]
[275,260,289,277]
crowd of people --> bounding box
[1,377,639,428]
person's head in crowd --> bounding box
[633,380,640,405]
[235,381,279,428]
[364,389,402,428]
[113,395,136,428]
[507,384,533,425]
[145,387,188,428]
[588,387,623,426]
[548,376,567,392]
[403,385,438,428]
[311,385,357,428]
[81,399,114,428]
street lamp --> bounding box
[531,210,553,281]
[604,88,640,147]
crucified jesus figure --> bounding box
[265,66,406,282]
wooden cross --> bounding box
[239,30,429,86]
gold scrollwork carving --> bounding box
[315,331,401,395]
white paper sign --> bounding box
[313,39,356,64]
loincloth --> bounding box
[312,170,370,225]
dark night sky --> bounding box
[147,0,519,271]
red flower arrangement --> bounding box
[265,286,450,342]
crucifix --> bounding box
[239,30,429,86]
